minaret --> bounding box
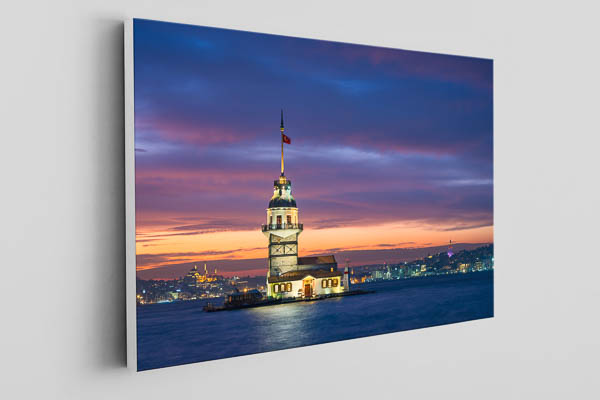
[262,112,303,284]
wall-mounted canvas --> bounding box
[125,18,494,371]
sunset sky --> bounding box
[133,19,493,278]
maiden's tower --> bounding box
[261,112,350,299]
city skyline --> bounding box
[134,19,493,279]
[137,241,490,280]
[136,244,494,305]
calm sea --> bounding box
[137,270,493,371]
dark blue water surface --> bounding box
[137,271,493,370]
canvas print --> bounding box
[126,18,493,371]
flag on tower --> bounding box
[282,133,291,144]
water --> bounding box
[137,270,493,371]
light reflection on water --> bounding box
[250,300,327,350]
[137,271,493,371]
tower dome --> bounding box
[268,175,297,208]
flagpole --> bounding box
[280,109,284,175]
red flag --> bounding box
[282,133,291,144]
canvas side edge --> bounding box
[124,18,137,371]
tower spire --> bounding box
[280,109,284,176]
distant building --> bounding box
[262,113,349,299]
[372,270,384,280]
[183,263,216,288]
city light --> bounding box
[136,244,493,304]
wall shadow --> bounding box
[87,17,127,369]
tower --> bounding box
[343,259,351,288]
[447,239,454,258]
[262,111,303,278]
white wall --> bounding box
[2,1,599,398]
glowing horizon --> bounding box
[136,220,493,275]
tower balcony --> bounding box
[261,223,303,232]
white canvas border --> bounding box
[124,18,137,371]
